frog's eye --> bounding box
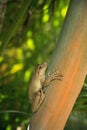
[38,65,42,69]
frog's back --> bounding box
[29,75,41,103]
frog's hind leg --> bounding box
[32,89,45,112]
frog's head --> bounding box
[36,62,47,77]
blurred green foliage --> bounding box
[0,0,87,130]
[0,0,70,129]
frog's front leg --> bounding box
[43,70,63,87]
[32,89,45,112]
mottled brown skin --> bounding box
[29,62,62,112]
